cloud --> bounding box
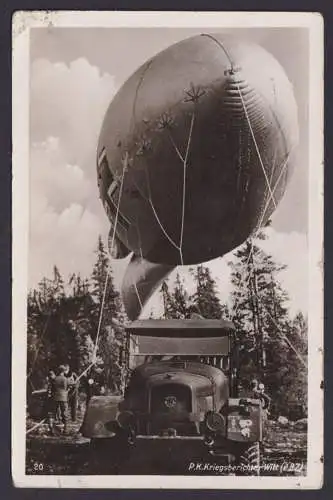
[30,57,117,173]
[29,57,117,287]
[29,196,107,287]
[29,135,109,286]
[30,138,93,211]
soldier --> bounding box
[64,363,78,422]
[44,369,56,435]
[82,371,95,406]
[53,365,69,434]
[257,383,271,412]
[250,379,271,414]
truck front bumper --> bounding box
[109,434,236,474]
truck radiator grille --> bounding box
[150,384,192,413]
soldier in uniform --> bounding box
[44,369,56,435]
[250,379,271,419]
[53,365,69,434]
[64,363,78,422]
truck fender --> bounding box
[81,395,123,438]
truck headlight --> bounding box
[116,410,135,430]
[239,399,251,416]
[205,411,225,433]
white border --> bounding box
[12,11,324,489]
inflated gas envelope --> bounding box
[96,33,299,319]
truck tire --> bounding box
[237,442,261,476]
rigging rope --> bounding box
[148,196,179,251]
[256,294,307,369]
[202,36,304,367]
[167,130,185,163]
[232,151,292,320]
[145,108,196,266]
[230,50,293,313]
[236,81,277,210]
[144,162,179,251]
[230,74,304,367]
[228,54,291,319]
[133,280,144,312]
[135,215,144,260]
[76,152,128,384]
[179,112,195,266]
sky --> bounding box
[29,27,309,316]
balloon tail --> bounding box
[122,255,174,320]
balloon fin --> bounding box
[122,255,174,320]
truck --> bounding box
[81,319,267,475]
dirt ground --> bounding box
[26,417,307,476]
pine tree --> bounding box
[52,265,65,301]
[70,318,95,374]
[191,265,223,319]
[228,232,297,410]
[160,269,229,321]
[27,276,58,389]
[172,273,191,318]
[160,273,193,319]
[160,280,173,319]
[281,312,308,415]
[90,236,126,393]
[27,268,95,389]
[27,288,51,391]
[90,236,121,325]
[26,238,130,394]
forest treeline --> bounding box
[27,231,307,418]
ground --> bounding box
[26,414,307,476]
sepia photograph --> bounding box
[12,11,323,489]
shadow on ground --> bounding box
[26,418,307,476]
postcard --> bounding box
[12,10,323,489]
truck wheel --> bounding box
[237,442,261,476]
